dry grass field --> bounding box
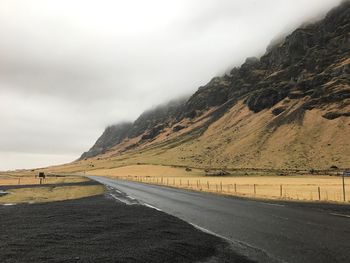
[0,173,87,186]
[87,165,350,203]
[0,172,101,204]
[0,184,105,204]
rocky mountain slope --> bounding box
[79,1,350,170]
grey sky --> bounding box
[0,0,342,170]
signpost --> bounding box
[342,171,350,202]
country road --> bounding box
[89,176,350,263]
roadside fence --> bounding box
[118,175,349,203]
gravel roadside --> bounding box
[0,190,253,263]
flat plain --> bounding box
[87,164,350,203]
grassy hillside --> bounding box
[43,2,350,174]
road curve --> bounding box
[89,176,350,263]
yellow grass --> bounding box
[87,164,204,177]
[0,175,87,186]
[44,100,350,176]
[88,165,350,203]
[0,185,105,204]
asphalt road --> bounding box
[89,176,350,263]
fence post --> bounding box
[280,185,283,198]
[207,181,209,190]
[18,178,21,185]
[180,179,182,186]
[254,184,256,195]
[318,186,321,201]
[220,181,223,192]
[188,180,190,187]
[234,183,237,193]
[342,174,346,202]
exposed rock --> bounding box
[173,125,186,132]
[129,97,187,138]
[80,122,132,159]
[184,76,230,115]
[322,112,350,120]
[205,170,230,176]
[81,2,350,161]
[246,88,287,113]
[272,107,287,116]
[141,124,165,141]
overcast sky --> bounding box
[0,0,342,170]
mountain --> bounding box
[80,97,188,159]
[79,1,350,170]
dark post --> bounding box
[187,180,190,187]
[234,183,237,193]
[280,185,283,198]
[220,181,223,192]
[254,184,256,195]
[318,186,321,201]
[207,181,209,190]
[342,173,346,202]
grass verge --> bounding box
[0,184,105,204]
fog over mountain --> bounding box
[0,0,342,170]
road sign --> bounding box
[344,171,350,177]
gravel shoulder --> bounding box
[0,190,253,263]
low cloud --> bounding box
[0,0,342,170]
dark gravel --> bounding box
[0,193,252,263]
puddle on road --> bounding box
[107,186,141,205]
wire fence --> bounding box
[0,177,48,186]
[120,176,350,203]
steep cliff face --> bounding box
[128,97,187,139]
[80,2,350,169]
[81,122,133,159]
[184,0,349,118]
[80,98,187,159]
